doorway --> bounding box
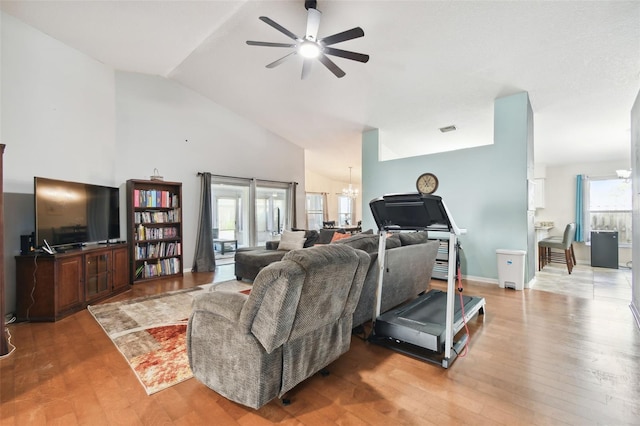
[211,176,295,249]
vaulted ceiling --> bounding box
[2,1,639,184]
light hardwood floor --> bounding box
[1,263,639,425]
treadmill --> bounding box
[368,193,486,368]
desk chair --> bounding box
[538,223,577,274]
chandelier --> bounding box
[616,169,631,180]
[342,167,359,199]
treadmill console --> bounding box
[369,193,452,232]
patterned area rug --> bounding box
[88,280,251,394]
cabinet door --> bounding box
[112,247,130,292]
[534,178,545,209]
[85,251,112,302]
[56,256,83,313]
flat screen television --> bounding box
[34,177,120,248]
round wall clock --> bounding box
[416,172,439,195]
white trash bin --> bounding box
[496,249,526,290]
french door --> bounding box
[211,178,249,248]
[211,176,294,248]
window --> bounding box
[211,177,295,248]
[305,193,324,230]
[337,195,355,226]
[588,178,631,244]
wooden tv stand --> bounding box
[15,243,130,322]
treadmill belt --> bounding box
[374,289,484,353]
[399,291,472,325]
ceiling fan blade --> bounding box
[318,53,346,78]
[301,58,313,80]
[306,8,322,41]
[266,52,297,69]
[319,27,364,46]
[247,41,296,48]
[259,16,300,41]
[323,47,369,63]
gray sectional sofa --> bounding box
[234,230,439,328]
[234,228,337,281]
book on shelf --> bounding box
[133,189,180,209]
[135,264,144,279]
[134,225,179,241]
[139,258,181,279]
[135,241,182,260]
[134,209,181,225]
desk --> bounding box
[213,239,238,255]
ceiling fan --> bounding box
[246,0,369,79]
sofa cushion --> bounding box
[333,233,379,254]
[235,249,288,281]
[277,230,306,251]
[334,233,402,253]
[399,231,429,246]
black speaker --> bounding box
[20,233,34,255]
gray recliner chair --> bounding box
[187,244,370,409]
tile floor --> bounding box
[213,256,634,304]
[534,262,632,303]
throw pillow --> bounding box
[304,230,319,247]
[317,228,344,244]
[330,232,351,243]
[386,234,402,249]
[334,233,379,253]
[293,228,319,248]
[277,230,306,251]
[399,231,429,246]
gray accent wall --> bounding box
[362,92,534,283]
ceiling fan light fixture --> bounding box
[246,0,368,79]
[439,125,457,133]
[299,40,321,58]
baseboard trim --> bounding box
[463,275,497,285]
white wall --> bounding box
[535,160,632,266]
[114,71,305,263]
[305,168,363,227]
[1,12,116,192]
[1,12,305,314]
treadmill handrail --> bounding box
[441,201,465,236]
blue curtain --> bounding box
[575,174,584,242]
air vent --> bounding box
[439,125,457,133]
